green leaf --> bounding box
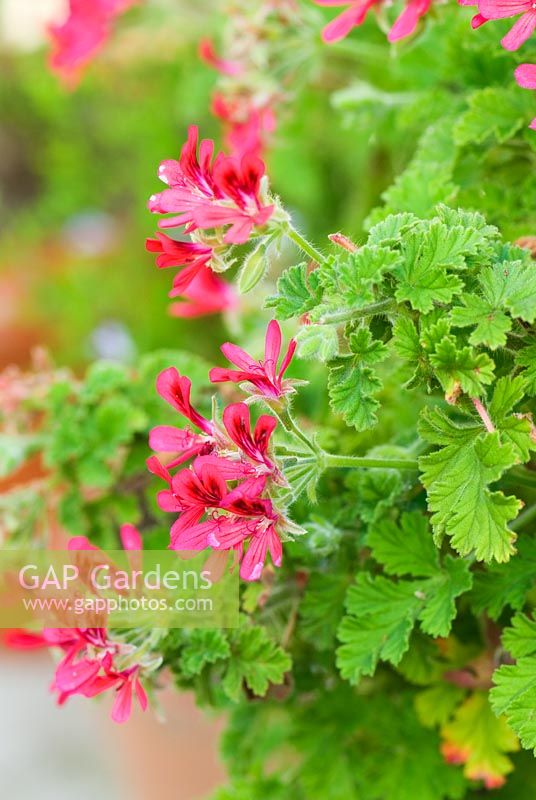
[328,360,382,432]
[517,343,536,396]
[441,693,519,785]
[337,575,419,683]
[429,336,495,397]
[367,212,419,246]
[265,263,322,320]
[179,629,231,677]
[322,245,401,307]
[395,221,469,313]
[327,331,388,431]
[451,260,536,348]
[223,626,291,701]
[366,119,458,224]
[300,572,349,651]
[337,556,471,683]
[368,511,439,577]
[80,361,129,401]
[415,684,466,728]
[490,376,536,463]
[450,294,511,350]
[418,556,472,638]
[491,657,536,755]
[454,86,532,145]
[502,614,536,659]
[471,538,536,620]
[419,407,521,562]
[295,323,339,362]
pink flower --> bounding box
[388,0,432,41]
[314,0,381,44]
[210,320,297,400]
[212,93,277,159]
[223,403,277,469]
[198,39,244,76]
[515,63,536,129]
[148,126,274,245]
[156,367,214,435]
[168,266,238,319]
[149,425,213,467]
[206,508,282,581]
[48,0,137,86]
[477,0,536,50]
[145,232,213,294]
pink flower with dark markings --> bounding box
[198,39,244,76]
[168,266,238,319]
[515,63,536,129]
[171,473,282,580]
[477,0,536,49]
[314,0,380,43]
[223,403,277,469]
[148,126,274,245]
[145,233,213,294]
[9,526,150,723]
[210,320,297,400]
[156,367,214,435]
[48,0,138,86]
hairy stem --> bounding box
[317,299,394,325]
[322,453,419,471]
[471,397,495,433]
[271,404,320,455]
[286,225,325,264]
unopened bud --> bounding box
[328,232,359,253]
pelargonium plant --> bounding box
[2,1,536,798]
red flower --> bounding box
[515,63,536,129]
[145,232,213,294]
[149,425,212,467]
[210,320,297,400]
[168,266,238,319]
[477,0,536,49]
[48,0,137,86]
[314,0,381,44]
[388,0,432,41]
[223,403,277,469]
[156,367,214,435]
[198,39,244,76]
[148,126,274,245]
[212,93,277,159]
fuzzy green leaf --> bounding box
[265,263,322,320]
[223,626,291,701]
[419,407,521,562]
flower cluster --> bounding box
[48,0,138,86]
[461,0,536,128]
[148,321,297,581]
[146,126,277,317]
[313,0,433,45]
[197,3,299,159]
[6,525,151,724]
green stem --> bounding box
[511,503,536,532]
[275,405,320,455]
[322,453,419,471]
[286,226,325,264]
[317,299,394,325]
